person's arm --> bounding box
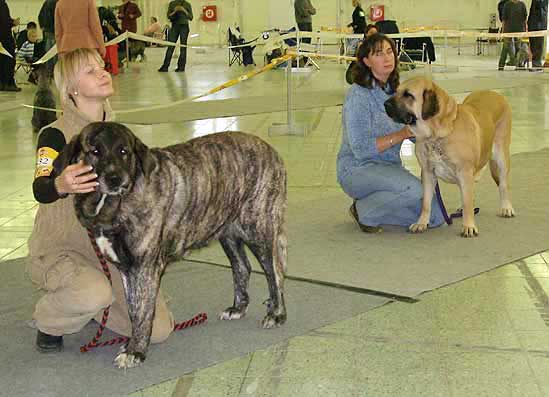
[167,2,176,19]
[375,126,412,153]
[184,2,193,21]
[343,90,411,160]
[54,4,62,46]
[89,0,106,57]
[33,128,66,203]
[306,0,316,16]
[130,3,142,20]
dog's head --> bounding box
[384,77,457,139]
[53,122,155,196]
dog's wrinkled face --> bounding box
[81,124,137,195]
[54,122,152,196]
[384,77,439,128]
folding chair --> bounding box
[476,27,500,55]
[227,26,257,67]
[228,28,243,66]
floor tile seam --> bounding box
[0,241,27,261]
[495,267,544,394]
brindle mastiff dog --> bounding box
[384,77,514,237]
[53,122,288,368]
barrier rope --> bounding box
[80,228,208,353]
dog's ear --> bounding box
[421,89,439,120]
[133,134,156,177]
[53,134,83,175]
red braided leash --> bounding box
[80,229,207,353]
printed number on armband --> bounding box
[34,147,59,178]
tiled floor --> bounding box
[2,42,549,396]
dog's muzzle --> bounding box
[99,173,130,196]
[384,98,417,125]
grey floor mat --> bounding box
[190,149,549,298]
[0,258,388,397]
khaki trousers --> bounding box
[29,252,174,343]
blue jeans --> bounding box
[161,24,190,70]
[339,162,446,228]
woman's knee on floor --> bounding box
[150,308,174,344]
[64,266,113,315]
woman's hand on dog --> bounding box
[54,160,99,195]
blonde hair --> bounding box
[54,48,105,104]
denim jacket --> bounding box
[337,83,405,183]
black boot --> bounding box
[36,330,63,353]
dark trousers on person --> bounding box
[297,22,312,44]
[160,24,190,71]
[529,36,545,67]
[0,37,16,88]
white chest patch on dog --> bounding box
[96,234,120,263]
[424,141,458,184]
[94,194,107,216]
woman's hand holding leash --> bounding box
[55,160,98,195]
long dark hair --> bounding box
[352,33,399,93]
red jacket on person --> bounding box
[118,1,141,33]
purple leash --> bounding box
[434,182,479,226]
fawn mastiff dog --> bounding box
[384,77,514,237]
[53,122,288,368]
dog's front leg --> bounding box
[457,170,478,237]
[409,169,436,233]
[114,262,163,369]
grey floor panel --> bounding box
[0,257,388,397]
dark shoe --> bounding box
[2,84,21,92]
[157,66,168,72]
[36,330,63,353]
[498,66,504,71]
[349,201,383,233]
[174,68,185,72]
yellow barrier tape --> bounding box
[22,54,295,114]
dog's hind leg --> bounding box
[491,109,515,218]
[219,236,252,321]
[247,224,287,329]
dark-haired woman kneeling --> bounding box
[337,33,445,233]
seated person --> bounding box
[144,16,161,37]
[337,33,446,233]
[16,27,39,63]
[16,21,37,50]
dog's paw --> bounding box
[261,313,287,329]
[409,223,428,233]
[114,351,146,369]
[461,225,479,238]
[220,306,248,321]
[498,206,515,218]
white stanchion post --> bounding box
[268,58,309,136]
[126,36,130,69]
[443,30,448,70]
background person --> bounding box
[158,0,193,72]
[498,0,527,70]
[0,0,21,91]
[527,0,548,70]
[144,16,162,37]
[348,0,366,34]
[29,48,174,353]
[16,27,38,63]
[294,0,316,45]
[337,33,446,233]
[16,21,37,50]
[117,0,141,34]
[55,0,106,58]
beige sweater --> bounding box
[28,101,113,260]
